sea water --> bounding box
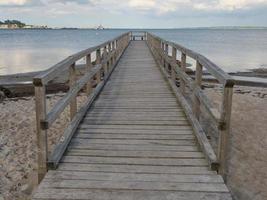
[0,28,267,75]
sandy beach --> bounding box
[0,84,266,199]
[0,93,87,200]
[205,85,267,200]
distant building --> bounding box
[24,25,34,29]
[8,24,18,29]
[0,24,8,29]
[0,24,18,29]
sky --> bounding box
[0,0,267,28]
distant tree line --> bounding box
[0,20,26,28]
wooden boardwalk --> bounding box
[33,41,232,199]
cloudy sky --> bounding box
[0,0,267,28]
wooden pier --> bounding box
[32,32,234,199]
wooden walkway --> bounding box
[33,41,232,199]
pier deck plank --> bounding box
[33,41,232,200]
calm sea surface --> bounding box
[0,29,267,75]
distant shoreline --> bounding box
[0,27,267,30]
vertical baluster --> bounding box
[180,53,187,94]
[218,85,234,181]
[86,54,92,95]
[35,85,47,183]
[112,41,116,65]
[165,43,169,71]
[171,47,177,82]
[108,43,112,72]
[161,42,165,67]
[193,61,203,119]
[103,46,108,79]
[96,49,101,84]
[114,40,118,61]
[69,63,77,120]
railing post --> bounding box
[171,47,177,82]
[69,63,77,120]
[35,85,47,183]
[112,41,116,65]
[108,43,112,72]
[180,53,187,94]
[193,61,203,119]
[114,40,118,61]
[165,43,169,70]
[218,85,234,181]
[86,54,92,95]
[96,49,101,84]
[108,43,112,53]
[103,46,108,79]
[160,42,164,65]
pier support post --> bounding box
[35,86,47,183]
[180,53,186,94]
[96,49,101,84]
[193,61,203,120]
[165,43,169,71]
[171,47,177,82]
[86,54,92,95]
[218,85,234,181]
[103,46,108,78]
[69,63,77,120]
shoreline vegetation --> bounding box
[0,19,106,30]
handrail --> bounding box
[146,32,234,180]
[148,33,235,87]
[130,31,147,41]
[34,32,131,183]
[34,32,130,86]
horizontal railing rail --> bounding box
[147,32,234,180]
[34,32,131,183]
[130,31,147,41]
[33,33,131,86]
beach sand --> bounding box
[0,86,266,200]
[0,93,87,200]
[205,85,267,200]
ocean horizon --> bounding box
[0,28,267,75]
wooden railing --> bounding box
[146,32,235,180]
[130,31,147,41]
[34,32,131,182]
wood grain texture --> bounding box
[33,40,232,200]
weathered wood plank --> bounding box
[57,163,216,174]
[33,40,232,200]
[74,133,195,140]
[45,171,223,183]
[61,156,208,166]
[66,149,204,158]
[35,86,47,182]
[47,82,105,169]
[40,180,229,192]
[68,144,199,151]
[33,189,232,200]
[78,124,192,130]
[81,119,189,126]
[70,138,196,146]
[77,128,193,135]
